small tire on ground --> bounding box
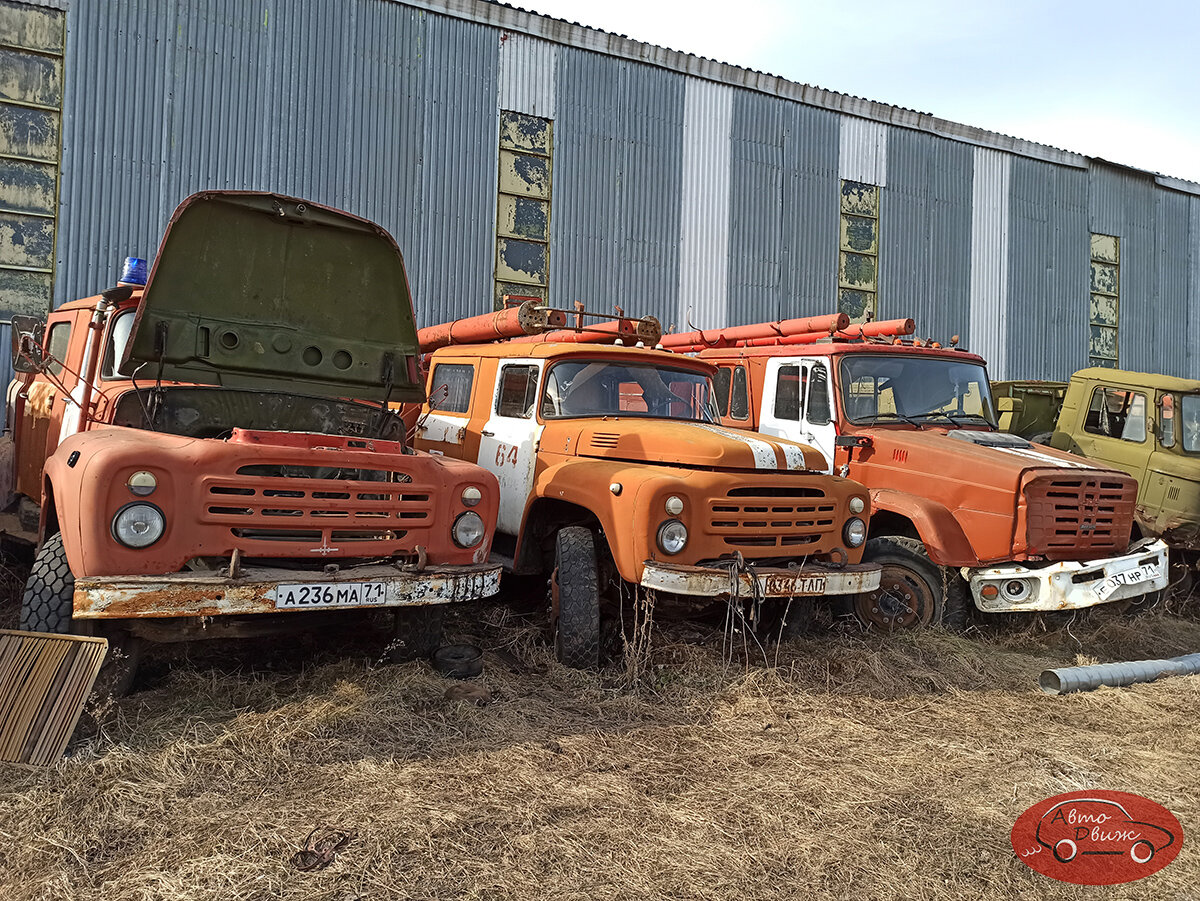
[387,605,446,662]
[431,644,483,679]
[551,526,601,669]
[851,536,970,631]
[20,532,74,634]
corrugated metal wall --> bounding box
[58,0,498,326]
[37,0,1200,381]
[882,128,972,343]
[1005,157,1090,380]
[726,92,838,326]
[552,47,683,329]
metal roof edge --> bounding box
[1154,174,1200,198]
[397,0,1096,170]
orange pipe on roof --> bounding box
[659,313,849,351]
[734,318,917,347]
[417,301,548,352]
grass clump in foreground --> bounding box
[0,604,1197,901]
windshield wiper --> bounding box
[863,412,924,427]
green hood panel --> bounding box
[122,192,423,402]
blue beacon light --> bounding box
[119,256,148,286]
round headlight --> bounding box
[665,495,684,516]
[1003,579,1031,600]
[461,486,482,507]
[657,519,688,555]
[848,496,866,514]
[112,502,165,548]
[452,511,485,548]
[843,517,866,548]
[127,470,157,497]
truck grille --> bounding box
[710,486,836,550]
[202,464,430,552]
[1023,473,1135,560]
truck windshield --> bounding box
[541,359,717,422]
[838,354,997,427]
[1183,394,1200,453]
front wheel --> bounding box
[850,536,968,631]
[550,527,601,669]
[21,532,142,697]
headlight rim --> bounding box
[111,501,166,549]
[656,518,688,556]
[843,516,867,548]
[452,510,486,549]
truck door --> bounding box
[15,314,77,499]
[1071,384,1151,489]
[758,359,837,473]
[474,361,543,535]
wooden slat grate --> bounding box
[0,630,107,766]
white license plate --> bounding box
[274,581,388,609]
[1095,564,1160,601]
[791,576,827,595]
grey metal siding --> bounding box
[881,128,972,343]
[727,92,839,326]
[58,0,497,326]
[1148,189,1190,378]
[1191,196,1200,378]
[552,48,683,329]
[1006,157,1089,380]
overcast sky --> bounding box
[518,0,1200,184]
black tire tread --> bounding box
[554,527,601,669]
[389,605,446,661]
[861,535,970,631]
[20,532,74,634]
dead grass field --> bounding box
[1,596,1199,901]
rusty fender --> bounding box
[640,561,880,598]
[73,562,501,619]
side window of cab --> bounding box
[495,364,539,418]
[1084,386,1146,443]
[429,363,475,415]
[43,320,72,377]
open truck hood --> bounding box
[121,191,423,403]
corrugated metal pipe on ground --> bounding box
[1039,653,1200,695]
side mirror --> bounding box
[10,315,45,373]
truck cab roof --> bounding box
[698,342,987,367]
[433,340,718,373]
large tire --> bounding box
[757,596,816,641]
[20,532,74,633]
[551,527,601,669]
[21,532,143,698]
[851,536,969,631]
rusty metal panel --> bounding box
[969,148,1010,377]
[839,116,888,186]
[678,77,731,331]
[497,31,556,118]
[880,129,971,343]
[1005,157,1089,380]
[552,47,683,329]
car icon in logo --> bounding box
[1036,798,1176,865]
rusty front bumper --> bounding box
[73,562,501,619]
[965,540,1169,613]
[640,561,880,598]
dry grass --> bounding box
[1,601,1199,901]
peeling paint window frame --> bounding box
[495,364,540,419]
[838,181,880,324]
[1088,233,1120,368]
[429,363,474,415]
[494,111,553,311]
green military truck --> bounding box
[996,367,1200,596]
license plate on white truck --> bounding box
[1094,563,1161,601]
[274,582,388,608]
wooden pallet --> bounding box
[0,630,107,766]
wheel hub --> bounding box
[854,566,935,631]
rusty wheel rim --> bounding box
[853,565,935,631]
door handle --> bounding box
[481,430,495,437]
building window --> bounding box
[839,181,880,324]
[494,111,553,310]
[1089,233,1120,367]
